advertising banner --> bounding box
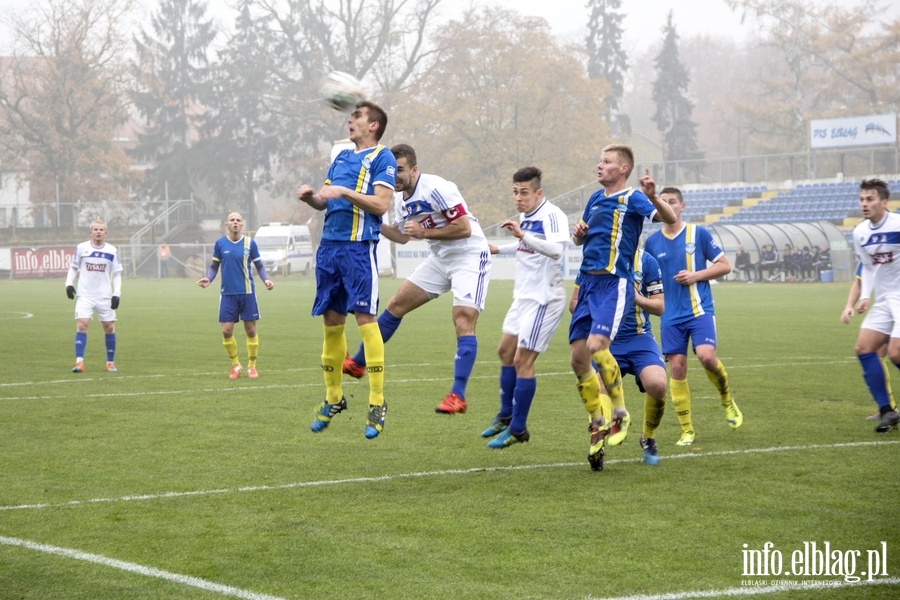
[12,246,74,278]
[810,113,896,149]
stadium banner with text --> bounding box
[11,246,74,279]
[809,113,896,149]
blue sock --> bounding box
[859,352,891,409]
[451,335,478,398]
[509,377,536,434]
[105,333,116,363]
[74,332,87,360]
[353,310,402,367]
[499,365,516,419]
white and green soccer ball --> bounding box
[319,71,365,113]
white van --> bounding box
[254,223,315,276]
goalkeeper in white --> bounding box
[65,220,123,373]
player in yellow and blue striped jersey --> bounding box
[644,187,743,446]
[295,100,396,439]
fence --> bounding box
[637,145,899,187]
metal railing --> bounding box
[637,145,900,187]
[128,200,195,275]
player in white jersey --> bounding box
[65,220,123,373]
[481,167,569,448]
[850,178,900,433]
[343,143,492,415]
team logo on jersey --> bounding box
[867,234,888,245]
[403,200,431,217]
[685,242,696,254]
[86,263,107,272]
[362,157,372,169]
[634,271,644,284]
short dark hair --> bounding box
[860,178,890,200]
[390,143,417,167]
[659,186,683,202]
[513,166,542,190]
[357,100,388,142]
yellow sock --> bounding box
[642,393,665,439]
[576,371,604,421]
[322,325,346,403]
[883,357,896,410]
[246,335,258,368]
[670,377,693,433]
[704,358,731,404]
[599,393,612,424]
[592,348,625,410]
[359,322,384,406]
[223,336,239,365]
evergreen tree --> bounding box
[197,0,281,229]
[131,0,217,201]
[651,11,702,163]
[585,0,628,123]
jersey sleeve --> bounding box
[642,252,664,295]
[370,147,397,189]
[111,247,124,275]
[430,180,466,215]
[629,190,657,219]
[699,227,724,262]
[65,245,82,286]
[390,192,405,228]
[544,208,570,244]
[249,239,261,262]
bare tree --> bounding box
[251,0,448,190]
[390,7,609,225]
[726,0,900,152]
[0,0,137,226]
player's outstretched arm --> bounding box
[380,223,410,244]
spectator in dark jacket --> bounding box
[734,245,755,281]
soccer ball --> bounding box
[319,71,365,112]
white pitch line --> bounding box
[585,577,900,600]
[0,535,287,600]
[1,440,895,513]
[0,311,33,320]
[0,356,857,391]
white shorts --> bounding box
[861,296,900,338]
[406,249,492,311]
[501,295,566,353]
[75,296,116,322]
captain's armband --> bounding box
[645,281,664,295]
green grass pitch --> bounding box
[0,277,898,599]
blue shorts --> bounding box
[610,332,665,393]
[660,314,718,356]
[312,241,379,316]
[568,273,633,343]
[219,294,260,323]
